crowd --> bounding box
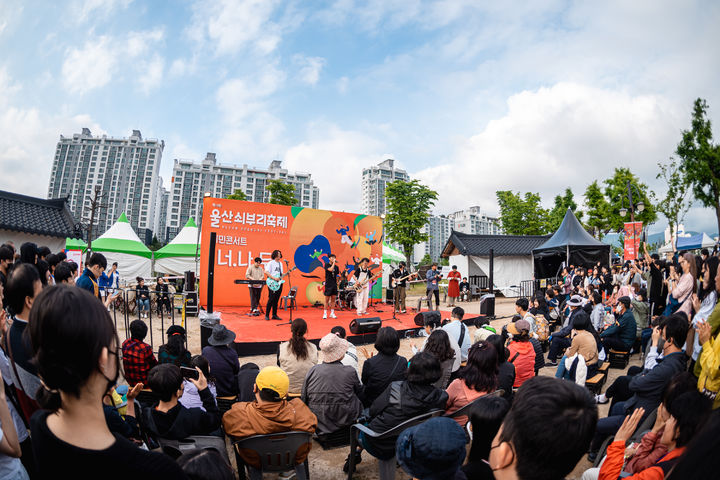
[0,238,718,480]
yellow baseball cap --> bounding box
[255,366,289,398]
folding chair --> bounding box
[232,431,312,480]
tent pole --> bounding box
[488,248,494,294]
[566,244,570,266]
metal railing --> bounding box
[469,275,488,290]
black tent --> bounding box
[533,208,611,278]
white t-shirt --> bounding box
[265,259,283,279]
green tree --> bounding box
[676,98,720,233]
[584,180,612,238]
[546,188,582,232]
[439,257,449,266]
[266,180,297,206]
[656,158,692,240]
[418,254,432,266]
[149,235,162,251]
[602,167,657,232]
[226,189,247,201]
[496,191,548,235]
[384,179,439,266]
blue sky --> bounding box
[1,0,719,235]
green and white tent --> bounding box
[91,212,152,281]
[65,237,87,252]
[154,217,200,275]
[382,242,406,263]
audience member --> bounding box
[689,255,718,365]
[631,288,650,336]
[27,285,185,477]
[36,246,50,261]
[278,318,318,396]
[489,376,597,480]
[103,384,142,439]
[396,416,467,480]
[330,326,359,376]
[0,245,14,296]
[201,324,239,397]
[695,319,720,408]
[158,325,192,367]
[53,261,73,284]
[143,363,221,440]
[506,319,535,388]
[600,296,636,353]
[18,243,37,270]
[179,356,217,411]
[237,363,260,402]
[0,368,27,480]
[417,314,461,375]
[359,326,407,408]
[36,259,50,287]
[546,295,590,366]
[122,319,158,386]
[223,366,317,480]
[486,334,515,402]
[463,394,511,480]
[75,252,106,299]
[555,313,599,381]
[422,329,455,388]
[446,341,498,426]
[515,298,537,336]
[155,277,172,318]
[589,291,605,332]
[177,449,234,480]
[442,306,471,362]
[302,333,362,436]
[135,277,150,318]
[665,409,720,478]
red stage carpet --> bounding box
[216,303,464,355]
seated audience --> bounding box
[277,318,318,396]
[555,313,599,381]
[695,318,720,408]
[155,277,172,318]
[416,314,461,375]
[589,291,605,332]
[422,329,455,388]
[331,326,360,376]
[486,334,515,402]
[489,376,597,480]
[302,333,362,436]
[177,449,234,480]
[600,296,637,353]
[103,384,142,439]
[223,366,317,480]
[473,318,498,343]
[665,408,720,478]
[446,341,498,426]
[506,319,535,388]
[462,394,511,480]
[143,364,221,440]
[359,327,407,408]
[179,356,217,411]
[122,319,158,387]
[27,286,185,477]
[201,324,239,397]
[589,315,689,461]
[442,307,472,362]
[237,363,260,402]
[158,325,192,367]
[599,391,711,480]
[396,417,467,480]
[459,277,470,301]
[546,295,587,366]
[135,277,150,318]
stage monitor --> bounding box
[349,317,382,334]
[414,310,441,327]
[479,294,495,318]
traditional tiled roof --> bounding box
[442,230,551,257]
[0,190,79,238]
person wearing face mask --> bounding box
[600,296,636,353]
[28,285,186,478]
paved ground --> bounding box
[136,295,640,479]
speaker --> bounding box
[479,294,495,317]
[414,310,441,327]
[185,291,198,315]
[349,317,382,334]
[184,270,196,290]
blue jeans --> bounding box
[590,401,627,452]
[138,298,150,312]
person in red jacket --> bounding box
[506,319,535,388]
[599,391,711,480]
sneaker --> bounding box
[323,311,328,319]
[401,310,407,314]
[594,394,608,404]
[545,360,558,367]
[265,316,270,321]
[272,315,282,320]
[330,311,337,319]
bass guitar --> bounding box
[390,272,418,288]
[266,267,297,292]
[354,272,382,292]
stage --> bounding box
[216,303,476,355]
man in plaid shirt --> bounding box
[122,320,158,386]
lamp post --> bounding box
[618,180,645,223]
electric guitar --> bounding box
[266,267,297,292]
[354,272,382,292]
[391,272,418,288]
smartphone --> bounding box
[180,366,199,380]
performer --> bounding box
[447,265,461,307]
[245,256,265,315]
[392,262,415,314]
[353,257,371,316]
[264,250,284,321]
[323,254,340,319]
[459,277,470,302]
[425,263,442,311]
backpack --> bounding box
[535,316,550,342]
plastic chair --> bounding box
[232,431,312,480]
[281,287,298,310]
[158,435,230,464]
[346,409,444,480]
[444,389,505,424]
[216,395,238,415]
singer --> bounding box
[264,250,284,320]
[323,254,340,319]
[425,262,442,311]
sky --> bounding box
[1,0,719,235]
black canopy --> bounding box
[532,208,611,278]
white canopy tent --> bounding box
[90,212,152,282]
[154,217,200,276]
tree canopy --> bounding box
[384,179,438,267]
[266,180,297,206]
[226,189,247,201]
[602,167,656,232]
[496,191,548,235]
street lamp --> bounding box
[617,180,645,224]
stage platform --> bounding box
[216,303,483,355]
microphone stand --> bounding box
[276,259,294,326]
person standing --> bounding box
[353,258,371,316]
[447,265,461,307]
[392,262,414,314]
[265,250,284,321]
[425,263,441,311]
[245,257,265,316]
[76,252,106,300]
[323,254,339,319]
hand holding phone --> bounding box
[180,366,199,381]
[188,367,208,391]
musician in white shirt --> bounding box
[264,250,284,320]
[353,258,371,316]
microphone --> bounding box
[284,259,289,264]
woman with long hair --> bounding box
[278,318,318,395]
[665,253,697,317]
[422,329,455,389]
[158,325,192,367]
[485,334,515,402]
[27,285,184,477]
[689,256,719,363]
[445,341,498,426]
[462,395,511,479]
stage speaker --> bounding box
[184,270,196,291]
[479,294,495,317]
[414,310,441,327]
[185,291,198,316]
[349,317,382,334]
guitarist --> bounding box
[425,262,442,311]
[353,257,371,316]
[391,262,414,314]
[264,250,284,320]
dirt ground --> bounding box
[124,294,638,480]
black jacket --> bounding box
[360,353,408,407]
[497,361,515,401]
[142,387,221,440]
[366,381,448,459]
[624,351,688,415]
[555,309,589,339]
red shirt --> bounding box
[122,338,158,386]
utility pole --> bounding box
[85,185,108,264]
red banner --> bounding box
[623,221,643,260]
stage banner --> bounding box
[623,221,643,260]
[199,198,384,307]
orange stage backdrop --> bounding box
[199,197,384,307]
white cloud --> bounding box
[138,55,164,93]
[293,55,326,86]
[337,76,349,94]
[169,57,198,77]
[75,0,133,23]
